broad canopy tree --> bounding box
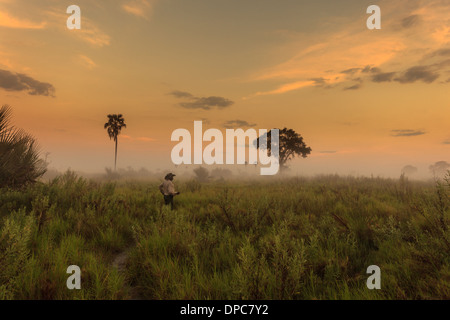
[401,165,418,176]
[255,127,311,172]
[429,161,450,177]
[104,114,126,171]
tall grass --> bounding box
[1,171,449,299]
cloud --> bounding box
[428,48,450,58]
[122,135,156,142]
[170,90,234,110]
[181,97,234,110]
[443,139,450,145]
[310,77,328,87]
[122,0,157,19]
[0,4,110,47]
[345,64,442,86]
[372,72,396,82]
[341,66,382,81]
[223,120,257,129]
[169,90,194,98]
[401,15,421,28]
[44,10,111,47]
[0,69,55,96]
[0,10,46,29]
[247,80,316,98]
[78,55,97,69]
[362,66,381,73]
[433,58,450,69]
[343,83,362,90]
[394,66,440,83]
[246,1,450,97]
[318,151,337,154]
[341,68,361,75]
[391,129,426,137]
[136,136,156,142]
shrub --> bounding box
[0,105,46,188]
[193,167,209,182]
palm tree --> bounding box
[104,114,126,171]
[0,105,46,188]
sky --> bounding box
[0,0,449,178]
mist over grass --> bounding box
[40,162,448,185]
[1,170,449,299]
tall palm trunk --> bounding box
[114,137,118,171]
[105,114,126,172]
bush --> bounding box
[193,167,209,182]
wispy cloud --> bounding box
[0,69,55,96]
[169,90,193,98]
[247,0,450,97]
[122,0,158,19]
[443,139,450,145]
[0,10,46,29]
[223,120,257,129]
[0,50,16,70]
[246,80,316,99]
[401,15,421,29]
[394,65,440,83]
[343,83,362,91]
[122,135,156,142]
[199,118,211,125]
[391,129,426,137]
[44,10,111,47]
[169,90,234,110]
[78,55,97,69]
[180,97,234,110]
[136,136,156,142]
[372,72,396,82]
[341,68,361,75]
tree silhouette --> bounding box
[401,165,418,177]
[0,105,46,187]
[104,114,126,171]
[429,161,450,178]
[193,166,209,182]
[255,128,311,171]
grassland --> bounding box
[0,171,449,300]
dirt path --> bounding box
[112,248,142,300]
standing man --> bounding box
[159,173,180,210]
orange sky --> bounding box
[0,0,449,177]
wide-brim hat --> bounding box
[165,173,176,179]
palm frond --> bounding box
[0,105,47,188]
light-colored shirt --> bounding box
[159,180,176,195]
